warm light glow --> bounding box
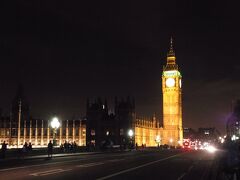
[232,135,236,141]
[163,70,181,77]
[51,117,60,129]
[166,78,175,87]
[206,145,216,153]
[156,135,161,143]
[128,129,134,137]
[169,138,173,143]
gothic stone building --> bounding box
[86,97,162,148]
[0,87,86,148]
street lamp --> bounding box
[178,140,181,145]
[128,129,134,149]
[128,129,134,138]
[51,117,60,146]
[169,138,173,148]
[156,135,161,147]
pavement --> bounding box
[0,149,220,180]
[1,151,102,161]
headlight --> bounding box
[206,146,216,153]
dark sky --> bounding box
[1,1,240,133]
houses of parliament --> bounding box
[0,39,183,148]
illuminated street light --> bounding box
[206,145,216,153]
[156,135,161,147]
[128,129,134,138]
[128,129,134,149]
[232,135,236,141]
[51,117,60,146]
[169,138,173,148]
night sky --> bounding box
[0,1,240,133]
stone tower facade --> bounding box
[162,38,183,146]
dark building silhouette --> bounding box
[197,128,218,142]
[86,97,136,148]
[10,85,30,143]
[183,127,196,140]
[114,97,136,146]
[227,100,240,138]
[86,97,161,149]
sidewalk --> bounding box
[0,150,103,162]
[0,148,133,162]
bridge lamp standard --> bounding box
[51,117,60,146]
[156,135,161,147]
[128,129,134,149]
[169,138,173,148]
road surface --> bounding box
[0,149,217,180]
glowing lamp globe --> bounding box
[156,135,161,143]
[51,117,60,129]
[128,129,134,137]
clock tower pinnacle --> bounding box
[164,37,178,71]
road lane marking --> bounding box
[30,168,72,176]
[76,158,125,168]
[0,155,98,172]
[0,153,133,172]
[0,157,103,172]
[0,162,74,172]
[107,159,125,162]
[188,165,194,172]
[177,173,186,180]
[96,153,182,180]
[76,162,104,167]
[177,164,194,180]
[0,152,175,172]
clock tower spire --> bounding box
[164,37,178,71]
[167,37,175,61]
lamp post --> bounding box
[169,138,173,148]
[156,135,161,148]
[128,129,134,149]
[51,117,60,146]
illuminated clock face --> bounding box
[179,79,182,88]
[166,78,175,87]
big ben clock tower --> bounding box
[162,38,183,146]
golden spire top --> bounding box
[167,37,176,65]
[168,37,175,57]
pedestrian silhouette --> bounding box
[64,141,68,152]
[1,141,7,159]
[47,140,53,158]
[22,142,28,158]
[28,142,32,151]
